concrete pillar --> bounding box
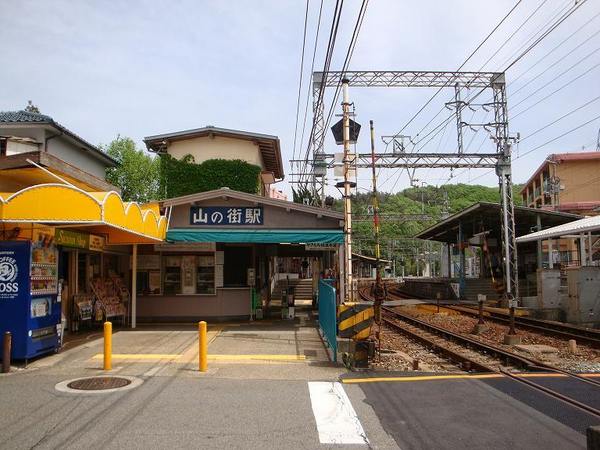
[580,234,586,267]
[459,221,465,298]
[548,239,554,269]
[447,243,452,278]
[536,215,543,270]
[131,244,137,328]
[338,244,345,304]
[588,232,593,266]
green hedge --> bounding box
[159,155,262,198]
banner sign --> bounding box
[55,229,105,251]
[190,206,264,226]
[305,243,338,251]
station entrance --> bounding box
[134,188,345,323]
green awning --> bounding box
[167,229,343,244]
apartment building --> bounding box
[520,151,600,215]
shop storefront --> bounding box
[0,184,168,359]
[136,188,344,321]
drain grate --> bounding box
[67,377,131,391]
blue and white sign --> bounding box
[0,251,21,299]
[190,206,264,226]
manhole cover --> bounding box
[67,377,131,391]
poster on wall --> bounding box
[215,264,224,288]
[148,271,161,294]
[181,256,196,295]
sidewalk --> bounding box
[19,312,343,381]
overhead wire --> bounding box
[291,0,311,176]
[298,0,344,187]
[297,0,325,176]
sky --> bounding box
[1,0,599,199]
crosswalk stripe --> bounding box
[308,381,369,445]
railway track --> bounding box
[361,287,600,419]
[445,304,600,349]
[385,285,600,348]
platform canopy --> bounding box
[0,183,168,244]
[516,214,600,243]
[167,229,343,244]
[414,202,581,244]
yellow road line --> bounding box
[208,354,306,361]
[92,353,306,362]
[342,372,600,384]
[92,354,181,360]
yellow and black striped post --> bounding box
[338,303,374,341]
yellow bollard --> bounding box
[104,321,112,371]
[199,321,207,372]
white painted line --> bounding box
[143,365,163,377]
[308,381,369,445]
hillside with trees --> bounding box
[334,183,523,275]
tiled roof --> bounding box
[0,110,117,166]
[0,110,54,123]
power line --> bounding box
[467,114,600,184]
[390,0,523,140]
[298,0,325,178]
[505,0,589,71]
[322,0,370,140]
[509,9,600,87]
[292,0,311,165]
[510,27,600,98]
[520,95,600,142]
[298,0,344,186]
[512,60,600,118]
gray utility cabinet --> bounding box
[566,266,600,325]
[536,269,563,309]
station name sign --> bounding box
[190,206,264,226]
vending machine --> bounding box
[0,238,61,361]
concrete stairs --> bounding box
[462,278,500,302]
[271,278,314,302]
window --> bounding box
[163,256,182,295]
[196,255,215,294]
[161,254,216,295]
[0,139,6,157]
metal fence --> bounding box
[318,279,337,362]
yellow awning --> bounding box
[0,184,167,244]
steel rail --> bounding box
[445,305,600,349]
[382,314,495,373]
[499,368,600,419]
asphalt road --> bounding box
[0,372,399,450]
[357,376,594,450]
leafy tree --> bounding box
[102,136,161,203]
[24,100,40,113]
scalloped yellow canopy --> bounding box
[0,184,167,244]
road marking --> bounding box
[308,381,368,445]
[143,365,165,377]
[92,353,306,362]
[342,372,600,384]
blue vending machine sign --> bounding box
[0,240,60,360]
[0,241,32,359]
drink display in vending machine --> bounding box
[0,235,61,362]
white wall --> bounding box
[166,135,264,169]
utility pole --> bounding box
[342,78,354,302]
[370,120,386,325]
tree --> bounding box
[24,100,40,113]
[102,136,161,203]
